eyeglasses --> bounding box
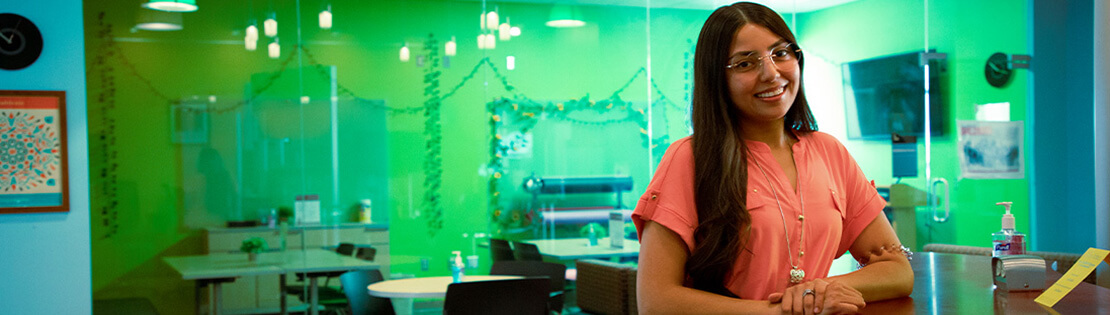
[724,44,801,73]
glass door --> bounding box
[921,0,1031,249]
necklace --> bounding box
[752,157,806,284]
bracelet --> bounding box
[856,243,913,267]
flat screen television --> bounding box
[842,51,947,140]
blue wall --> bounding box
[1030,0,1099,253]
[0,0,91,313]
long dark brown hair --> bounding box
[687,2,818,297]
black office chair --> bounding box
[490,238,516,262]
[511,241,544,261]
[318,269,394,315]
[336,243,357,256]
[287,243,358,302]
[444,278,550,315]
[491,261,567,314]
[355,246,377,262]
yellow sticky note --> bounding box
[1034,247,1110,307]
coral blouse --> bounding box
[632,132,885,300]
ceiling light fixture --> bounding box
[499,20,511,41]
[484,34,496,50]
[486,9,499,32]
[246,24,258,40]
[264,13,278,37]
[268,38,280,59]
[142,0,198,13]
[400,43,410,62]
[546,4,585,28]
[319,5,332,30]
[245,35,257,51]
[245,24,258,50]
[445,36,457,56]
[135,9,183,31]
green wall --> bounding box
[797,0,1030,251]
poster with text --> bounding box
[957,120,1023,179]
[0,90,68,213]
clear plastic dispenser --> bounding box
[991,201,1025,256]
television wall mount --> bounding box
[984,52,1031,88]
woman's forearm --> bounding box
[827,258,914,301]
[638,284,779,315]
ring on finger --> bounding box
[803,289,816,298]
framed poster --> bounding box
[0,91,68,214]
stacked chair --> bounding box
[575,259,638,315]
[490,238,516,262]
[511,241,544,262]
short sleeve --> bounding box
[632,137,699,252]
[819,134,886,257]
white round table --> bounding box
[367,275,522,314]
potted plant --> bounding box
[240,237,268,262]
[276,206,294,223]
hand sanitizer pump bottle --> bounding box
[991,202,1025,256]
[587,224,598,246]
[450,251,466,283]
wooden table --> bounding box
[521,238,640,260]
[861,252,1110,314]
[164,249,379,315]
[367,275,521,315]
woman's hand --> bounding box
[767,278,865,315]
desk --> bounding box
[367,275,520,315]
[522,238,640,260]
[165,249,379,315]
[862,252,1110,314]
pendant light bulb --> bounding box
[506,56,515,70]
[480,12,487,30]
[264,15,278,37]
[477,34,486,50]
[400,44,410,62]
[319,5,332,30]
[445,36,457,56]
[489,34,498,49]
[246,24,258,41]
[268,39,280,59]
[486,10,499,31]
[245,35,257,51]
[499,23,511,41]
[510,26,521,37]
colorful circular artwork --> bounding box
[0,112,60,192]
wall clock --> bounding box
[984,52,1011,88]
[0,13,44,70]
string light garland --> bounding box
[91,24,693,237]
[421,34,445,236]
[92,12,121,239]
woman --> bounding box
[632,2,914,314]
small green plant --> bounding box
[240,237,268,254]
[276,206,294,222]
[579,223,608,238]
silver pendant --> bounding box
[789,268,805,284]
